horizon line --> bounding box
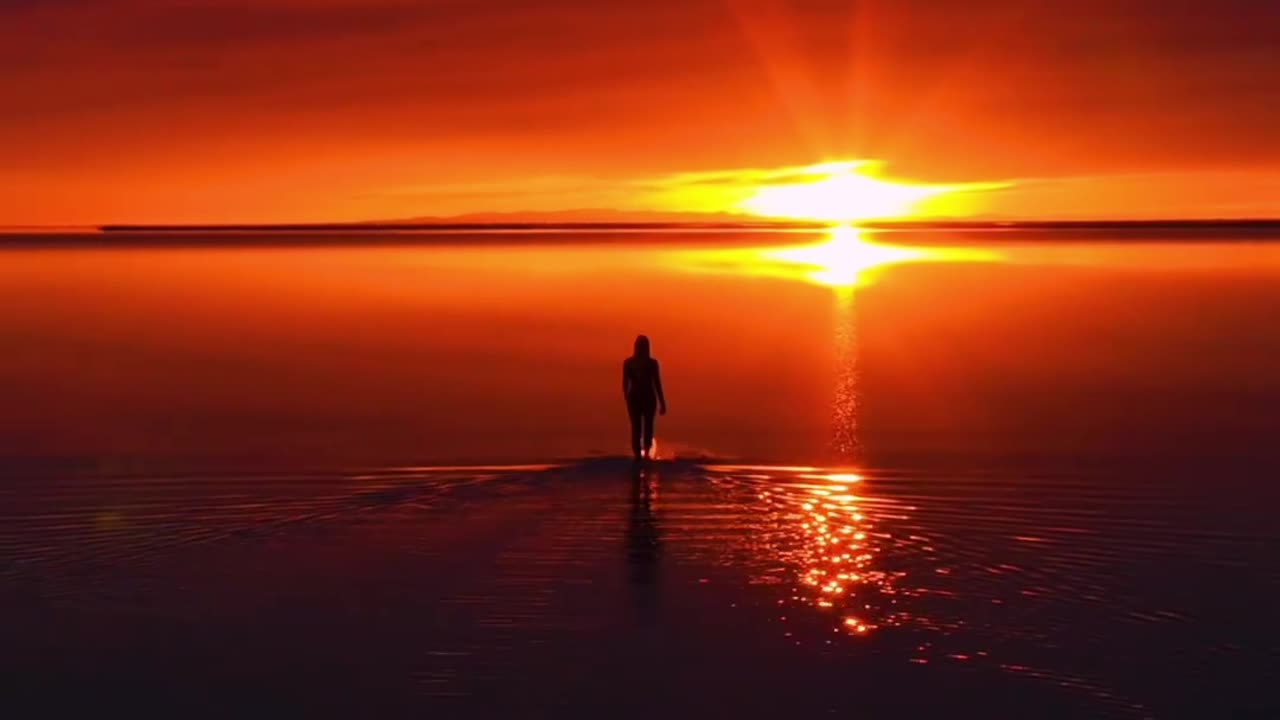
[91,218,1280,235]
[4,218,1280,237]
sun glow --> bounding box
[652,158,1007,221]
[761,226,1002,287]
[668,226,1001,289]
[762,226,931,286]
[739,161,960,222]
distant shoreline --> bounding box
[89,219,1280,233]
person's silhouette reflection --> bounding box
[627,464,661,619]
[623,335,666,460]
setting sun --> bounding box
[739,161,959,222]
[650,159,1009,222]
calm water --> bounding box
[2,230,1279,717]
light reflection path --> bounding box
[702,465,909,639]
[831,284,859,463]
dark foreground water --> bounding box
[2,230,1279,718]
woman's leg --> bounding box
[642,409,656,458]
[628,405,643,459]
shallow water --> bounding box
[2,230,1279,717]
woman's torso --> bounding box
[624,356,658,405]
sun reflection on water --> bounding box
[830,283,859,463]
[678,225,992,639]
[782,473,903,635]
[708,466,910,639]
[762,226,931,287]
[667,225,999,289]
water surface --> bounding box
[2,230,1278,717]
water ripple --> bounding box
[3,459,1277,718]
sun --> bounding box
[739,161,954,222]
[651,158,1008,221]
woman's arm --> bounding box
[622,360,631,399]
[653,360,667,414]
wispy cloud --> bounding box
[362,160,1018,220]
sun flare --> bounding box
[739,161,956,222]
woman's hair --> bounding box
[633,334,651,358]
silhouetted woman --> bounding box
[623,335,666,460]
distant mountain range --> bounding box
[377,208,760,224]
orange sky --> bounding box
[2,0,1279,224]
